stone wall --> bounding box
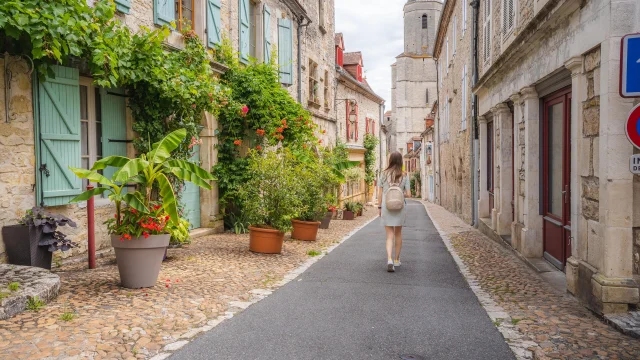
[435,0,474,223]
[336,81,382,148]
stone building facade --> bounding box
[0,0,336,261]
[473,0,640,314]
[421,105,436,203]
[389,0,441,157]
[335,36,385,204]
[433,0,474,223]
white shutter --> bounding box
[462,65,467,130]
[503,0,515,39]
[483,0,491,64]
[463,1,467,33]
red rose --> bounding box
[234,139,242,146]
[256,145,263,151]
[241,106,249,114]
[276,127,284,133]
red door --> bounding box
[542,87,572,270]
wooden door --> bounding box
[542,87,572,270]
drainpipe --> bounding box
[471,0,480,227]
[435,58,441,205]
[297,17,310,103]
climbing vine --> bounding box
[363,133,379,186]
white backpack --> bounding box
[385,176,405,211]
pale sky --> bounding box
[335,0,407,111]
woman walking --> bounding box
[377,151,411,272]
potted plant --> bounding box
[70,129,215,288]
[238,150,303,254]
[355,202,364,216]
[319,205,336,229]
[291,157,328,241]
[343,201,357,220]
[1,208,77,270]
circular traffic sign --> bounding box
[625,103,640,149]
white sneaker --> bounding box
[387,260,395,272]
[394,260,401,267]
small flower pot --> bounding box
[319,212,333,229]
[249,226,284,254]
[291,220,321,241]
[111,234,170,288]
[343,211,355,220]
[357,209,363,216]
[1,225,52,270]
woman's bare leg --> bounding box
[394,226,403,261]
[385,226,395,261]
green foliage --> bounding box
[293,149,338,222]
[224,212,250,234]
[363,134,379,186]
[212,41,320,226]
[237,150,304,233]
[343,201,358,212]
[7,282,19,291]
[60,312,75,322]
[410,171,421,197]
[168,218,191,246]
[70,129,214,233]
[0,292,9,300]
[307,250,322,257]
[26,296,46,311]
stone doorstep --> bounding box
[605,312,640,339]
[0,264,61,320]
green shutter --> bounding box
[206,0,222,47]
[100,88,128,182]
[239,0,250,63]
[263,4,272,63]
[278,18,293,85]
[36,66,82,207]
[154,0,174,27]
[180,145,201,229]
[114,0,131,14]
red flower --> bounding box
[321,129,326,134]
[303,144,307,149]
[166,284,171,288]
[241,106,249,114]
[276,127,284,133]
[318,139,323,144]
[131,209,137,214]
[278,135,284,140]
[208,93,213,97]
[256,129,265,136]
[256,145,262,151]
[143,232,149,239]
[165,215,170,221]
[234,139,242,146]
[281,119,287,125]
[154,204,162,210]
[114,214,118,218]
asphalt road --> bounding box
[171,201,514,360]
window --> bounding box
[309,60,319,105]
[502,0,516,39]
[324,70,330,109]
[319,0,326,32]
[239,0,251,63]
[336,46,344,67]
[483,0,492,64]
[461,64,467,130]
[446,38,449,73]
[175,0,195,31]
[422,14,428,29]
[453,16,457,54]
[463,1,467,34]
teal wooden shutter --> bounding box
[154,0,174,27]
[239,0,250,63]
[114,0,131,14]
[278,18,293,84]
[100,88,128,182]
[180,145,201,229]
[263,4,272,63]
[36,66,82,207]
[206,0,222,47]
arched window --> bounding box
[422,14,428,29]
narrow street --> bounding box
[171,201,514,360]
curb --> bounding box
[422,202,541,360]
[151,216,379,360]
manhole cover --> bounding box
[400,355,425,360]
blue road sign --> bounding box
[621,34,640,98]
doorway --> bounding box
[542,87,572,270]
[487,121,494,216]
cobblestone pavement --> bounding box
[0,210,377,360]
[424,202,640,360]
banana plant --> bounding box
[69,128,215,226]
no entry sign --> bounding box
[626,103,640,149]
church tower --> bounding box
[404,0,441,56]
[389,0,442,156]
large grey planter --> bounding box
[111,234,170,289]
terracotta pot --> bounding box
[343,211,355,220]
[1,225,52,270]
[111,234,170,288]
[291,220,321,241]
[357,209,363,216]
[249,226,284,254]
[319,212,333,229]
